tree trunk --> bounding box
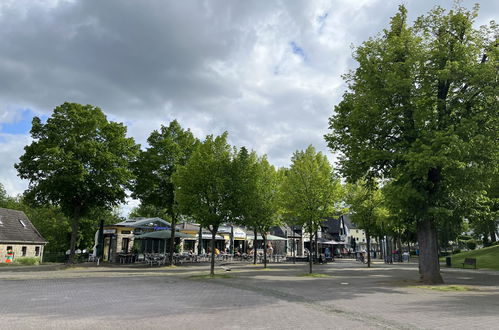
[309,231,313,274]
[315,230,319,260]
[68,207,81,264]
[397,236,403,262]
[263,235,267,269]
[210,229,217,276]
[366,228,371,268]
[417,218,444,284]
[168,212,177,266]
[253,228,258,265]
[198,225,203,255]
[489,222,497,243]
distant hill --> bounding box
[442,245,499,270]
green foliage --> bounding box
[173,132,236,275]
[281,145,342,273]
[15,257,40,266]
[326,5,497,222]
[129,204,169,219]
[235,149,280,238]
[281,145,343,234]
[131,120,198,217]
[466,240,477,250]
[345,180,388,236]
[174,132,235,230]
[15,103,139,260]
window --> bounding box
[35,247,40,257]
[122,238,130,253]
[19,219,26,228]
[21,246,27,256]
[0,215,3,225]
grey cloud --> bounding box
[1,0,497,197]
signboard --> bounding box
[103,229,116,234]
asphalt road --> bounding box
[1,261,498,329]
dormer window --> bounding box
[19,219,26,228]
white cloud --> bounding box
[0,133,31,196]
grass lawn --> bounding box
[441,245,499,270]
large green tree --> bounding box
[281,145,343,273]
[16,103,138,263]
[131,120,198,265]
[326,6,498,283]
[173,133,236,276]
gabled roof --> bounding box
[0,207,47,244]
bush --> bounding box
[466,241,477,250]
[15,257,40,266]
[453,249,461,254]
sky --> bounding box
[0,0,497,215]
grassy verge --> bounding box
[299,273,331,278]
[189,273,234,279]
[440,245,499,270]
[414,285,477,292]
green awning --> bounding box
[135,230,195,239]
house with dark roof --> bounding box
[0,207,48,263]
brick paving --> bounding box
[1,260,498,329]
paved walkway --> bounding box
[1,261,498,329]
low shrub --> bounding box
[452,249,461,254]
[466,241,477,250]
[15,257,40,266]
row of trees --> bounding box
[133,125,345,275]
[13,104,344,275]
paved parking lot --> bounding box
[1,261,498,329]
